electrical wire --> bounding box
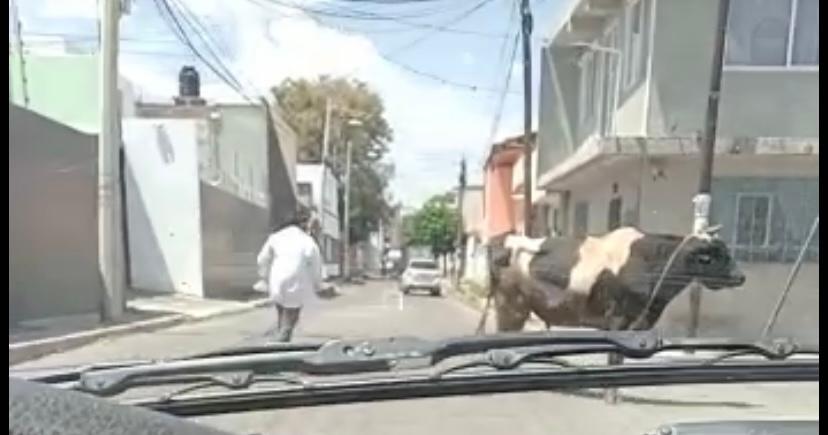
[152,0,253,101]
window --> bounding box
[573,201,590,238]
[734,194,772,246]
[607,185,622,231]
[622,0,647,89]
[725,0,819,67]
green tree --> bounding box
[273,76,394,242]
[408,196,459,258]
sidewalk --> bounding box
[9,291,271,366]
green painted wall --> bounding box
[9,54,100,133]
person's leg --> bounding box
[269,303,285,339]
[278,307,302,342]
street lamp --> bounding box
[342,118,363,281]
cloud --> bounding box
[44,0,515,206]
[39,0,97,19]
[461,51,476,66]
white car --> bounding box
[400,259,442,296]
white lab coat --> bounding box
[256,225,323,309]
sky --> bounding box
[13,0,573,207]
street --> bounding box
[13,280,819,435]
[14,280,483,369]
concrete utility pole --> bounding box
[455,158,467,284]
[520,0,534,236]
[9,0,30,106]
[688,0,731,337]
[98,0,126,321]
[343,137,353,280]
[342,119,362,281]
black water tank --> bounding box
[178,66,200,98]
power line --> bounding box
[152,0,252,101]
[165,0,248,93]
[379,53,520,94]
[255,0,507,38]
[487,31,520,143]
[383,0,496,56]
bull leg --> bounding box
[493,285,531,332]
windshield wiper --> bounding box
[23,330,815,398]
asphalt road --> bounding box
[12,280,820,435]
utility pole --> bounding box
[688,0,730,337]
[320,97,332,251]
[455,158,467,284]
[520,0,534,236]
[321,97,333,164]
[9,0,30,106]
[98,0,126,321]
[342,132,354,281]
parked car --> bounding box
[399,258,442,296]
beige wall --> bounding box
[613,85,648,136]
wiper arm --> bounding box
[430,338,817,379]
[38,330,815,397]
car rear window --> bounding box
[409,261,437,270]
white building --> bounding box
[296,162,341,277]
[124,98,300,298]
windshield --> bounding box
[409,261,438,270]
[9,0,818,432]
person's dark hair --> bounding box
[273,206,312,232]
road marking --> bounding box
[398,291,405,311]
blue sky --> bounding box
[13,0,573,206]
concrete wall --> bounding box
[123,119,204,296]
[200,183,269,297]
[264,105,300,229]
[204,105,269,208]
[649,0,819,137]
[9,105,103,324]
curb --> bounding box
[9,298,271,366]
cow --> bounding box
[487,227,746,334]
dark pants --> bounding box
[273,303,301,342]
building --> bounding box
[9,52,138,132]
[124,86,299,298]
[455,185,485,285]
[296,162,342,277]
[534,0,819,343]
[9,52,137,325]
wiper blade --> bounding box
[130,359,819,417]
[33,330,815,397]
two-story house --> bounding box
[534,0,818,343]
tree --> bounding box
[407,196,459,259]
[273,76,394,242]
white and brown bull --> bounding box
[488,227,746,333]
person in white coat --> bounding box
[256,208,323,342]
